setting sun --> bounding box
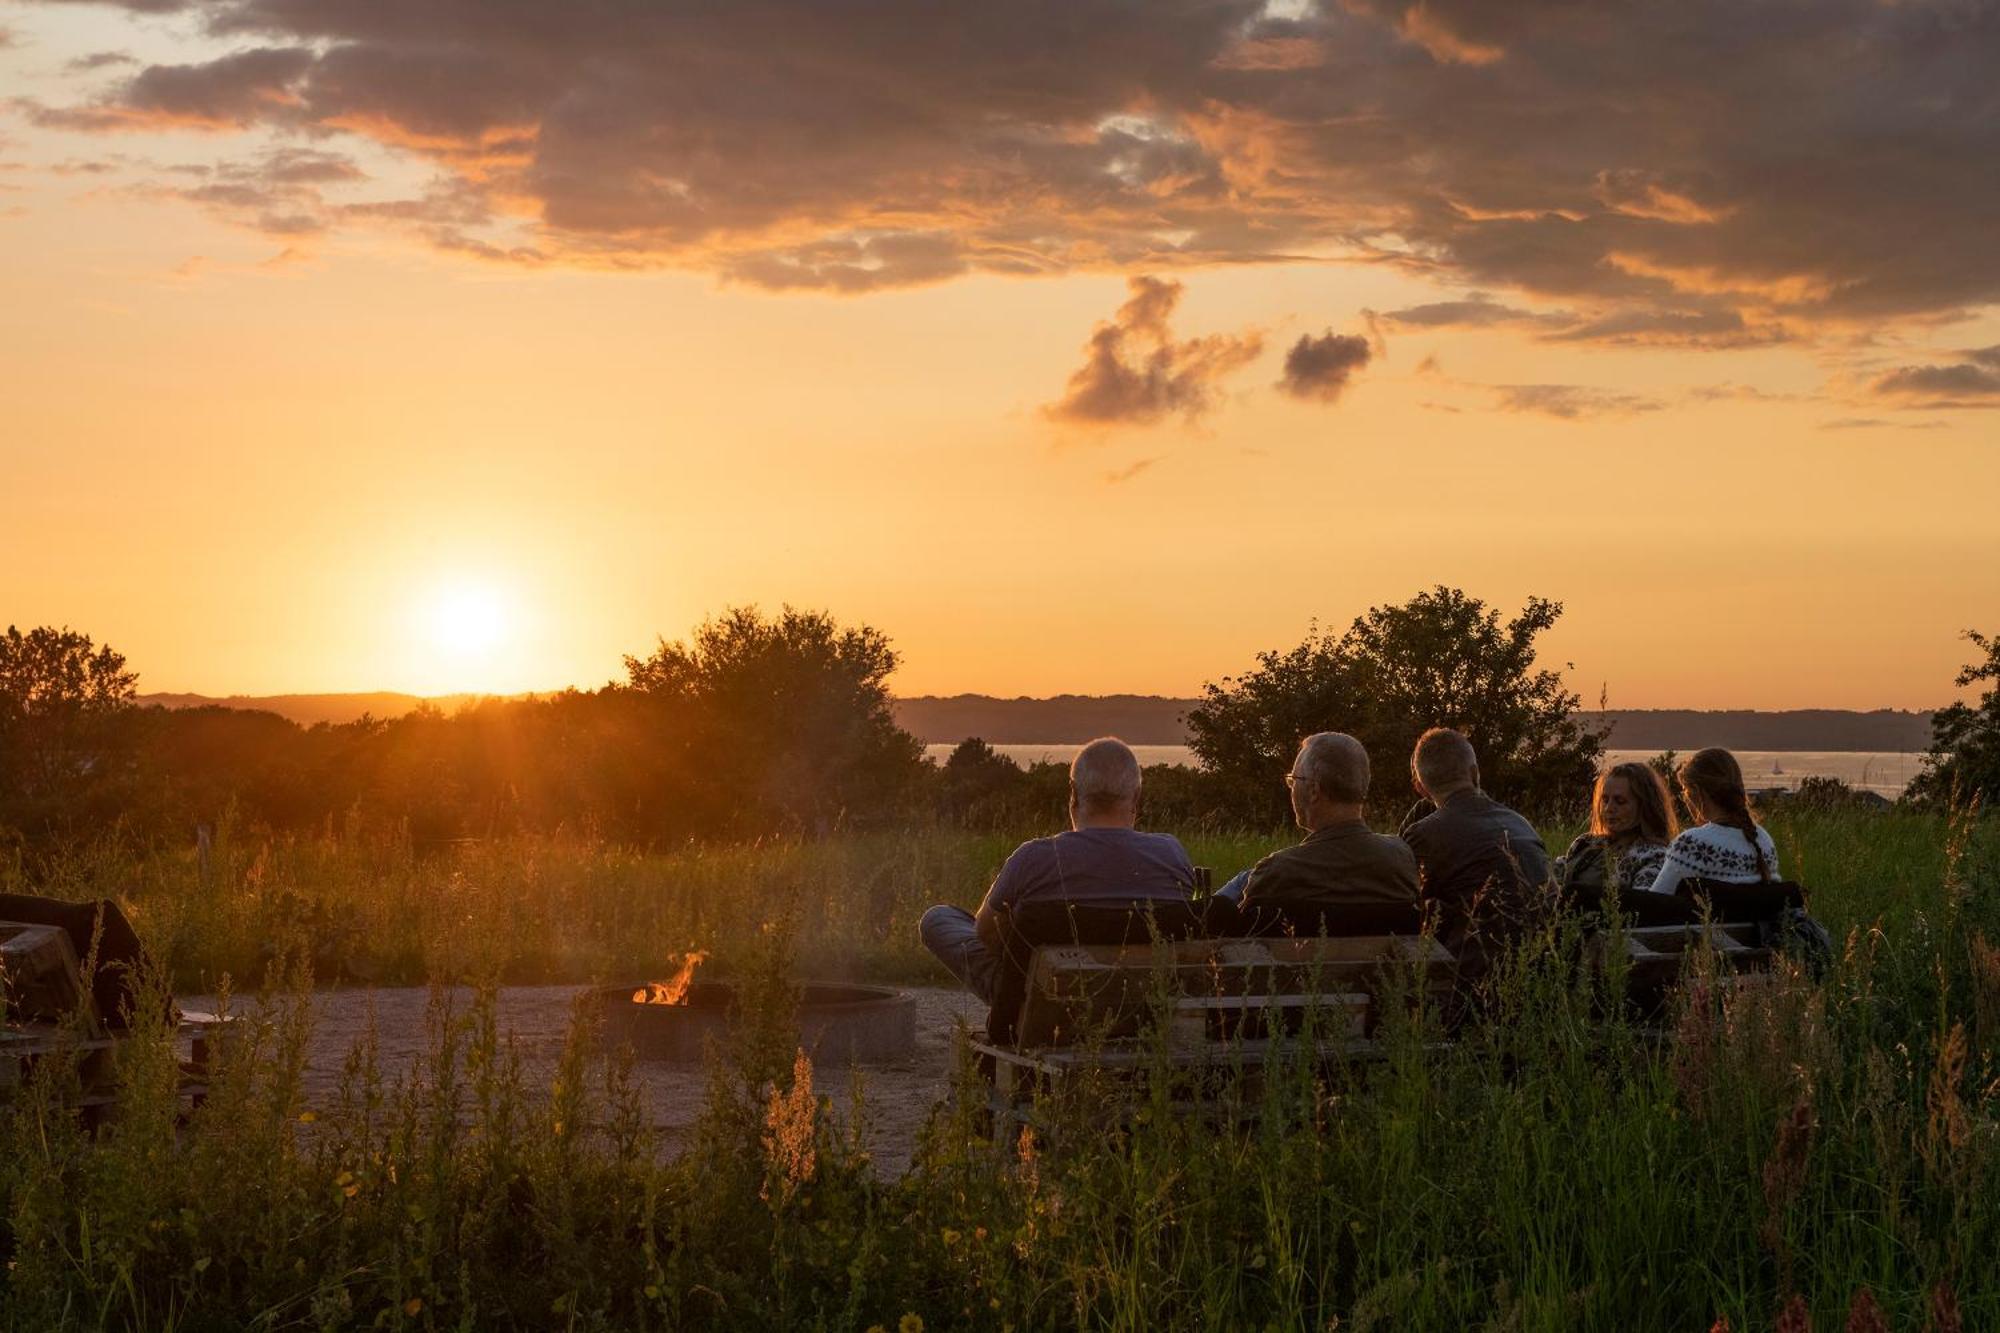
[424,579,510,657]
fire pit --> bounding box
[598,980,918,1065]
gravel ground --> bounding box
[180,984,989,1177]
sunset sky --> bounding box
[3,0,1997,708]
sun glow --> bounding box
[421,577,512,658]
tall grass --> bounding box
[3,808,1995,1328]
[1,807,1954,992]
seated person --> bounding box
[1647,748,1781,895]
[1400,728,1551,936]
[918,737,1194,1006]
[1555,761,1677,897]
[1213,732,1416,923]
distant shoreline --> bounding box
[893,696,1935,753]
[140,690,1936,754]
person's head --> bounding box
[1069,736,1142,829]
[1677,747,1770,879]
[1410,727,1479,803]
[1287,731,1371,831]
[1591,761,1677,845]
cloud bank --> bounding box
[7,0,1996,340]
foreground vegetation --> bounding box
[3,807,1997,1329]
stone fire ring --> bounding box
[597,980,918,1065]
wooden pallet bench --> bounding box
[2,915,226,1122]
[971,931,1458,1122]
[969,900,1784,1133]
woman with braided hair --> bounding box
[1646,747,1783,896]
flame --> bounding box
[633,950,708,1005]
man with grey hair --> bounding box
[1214,731,1417,915]
[919,736,1195,1006]
[1401,727,1550,936]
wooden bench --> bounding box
[967,893,1793,1132]
[972,932,1458,1113]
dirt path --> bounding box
[181,985,989,1176]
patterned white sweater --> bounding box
[1646,822,1782,896]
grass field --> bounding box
[0,808,1966,992]
[3,807,1997,1329]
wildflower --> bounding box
[298,1110,317,1123]
[899,1316,924,1333]
[403,1297,423,1317]
[1931,1283,1961,1333]
[1844,1288,1886,1333]
[1709,1319,1732,1333]
[1774,1293,1811,1333]
[761,1048,818,1205]
[1760,1092,1815,1274]
[1923,1024,1969,1180]
[941,1228,961,1246]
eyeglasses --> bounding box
[1284,773,1309,789]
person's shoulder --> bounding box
[1133,829,1192,857]
[1244,842,1297,883]
[1664,825,1725,861]
[1364,829,1417,864]
[1003,835,1060,868]
[1564,832,1601,858]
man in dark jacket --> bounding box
[1214,732,1418,926]
[1400,728,1550,939]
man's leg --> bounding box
[919,905,997,1005]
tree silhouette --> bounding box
[1186,588,1604,824]
[1908,629,2000,810]
[0,624,140,834]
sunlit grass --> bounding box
[0,808,1961,992]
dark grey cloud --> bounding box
[1045,276,1263,427]
[1492,384,1665,420]
[1871,345,2000,407]
[68,51,139,71]
[5,0,1997,336]
[1277,331,1373,403]
[1378,295,1787,348]
[1379,298,1574,332]
[162,145,365,236]
[1103,456,1162,484]
[1819,417,1951,431]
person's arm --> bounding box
[1215,869,1252,905]
[1165,835,1198,895]
[1400,825,1432,891]
[974,842,1036,950]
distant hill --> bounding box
[892,695,1194,745]
[139,692,509,726]
[893,696,1936,753]
[143,691,1937,752]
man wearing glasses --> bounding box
[1213,732,1418,916]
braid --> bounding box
[1722,790,1769,881]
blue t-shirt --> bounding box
[978,828,1195,917]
